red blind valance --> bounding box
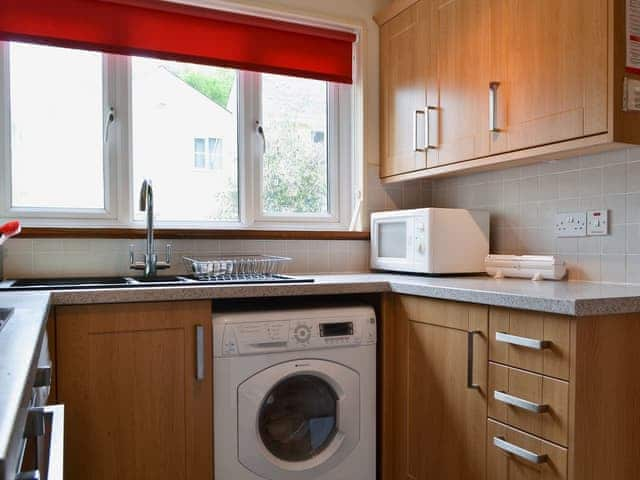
[0,0,357,84]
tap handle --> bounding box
[165,243,172,264]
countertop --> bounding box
[38,273,640,316]
[0,292,50,479]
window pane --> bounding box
[261,74,328,215]
[9,42,104,209]
[132,57,238,221]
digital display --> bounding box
[319,322,353,337]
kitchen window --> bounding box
[0,40,354,229]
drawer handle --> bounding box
[493,436,548,465]
[494,390,549,414]
[496,332,550,350]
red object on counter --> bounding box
[0,0,357,84]
[0,221,21,237]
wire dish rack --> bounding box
[183,255,292,280]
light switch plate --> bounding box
[587,210,608,236]
[555,212,587,237]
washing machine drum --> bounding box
[238,359,360,480]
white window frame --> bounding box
[0,9,361,232]
[0,42,119,222]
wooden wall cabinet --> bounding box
[378,0,429,177]
[375,0,640,183]
[54,301,213,480]
[381,296,640,480]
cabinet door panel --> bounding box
[380,1,428,177]
[490,0,608,155]
[56,301,212,480]
[427,0,491,168]
[405,320,487,479]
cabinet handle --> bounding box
[489,82,500,132]
[495,332,550,350]
[426,106,439,149]
[494,390,549,413]
[196,325,204,381]
[493,436,548,465]
[467,330,482,390]
[413,110,426,152]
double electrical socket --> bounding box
[554,210,608,238]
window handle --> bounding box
[256,120,266,154]
[104,106,116,143]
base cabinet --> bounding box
[55,301,212,480]
[385,295,488,479]
[382,296,640,480]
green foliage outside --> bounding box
[213,119,328,219]
[175,68,235,109]
[262,119,327,215]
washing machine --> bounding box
[213,304,377,480]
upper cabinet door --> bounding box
[427,0,492,168]
[380,1,429,178]
[489,0,608,155]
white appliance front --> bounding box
[370,208,490,274]
[213,306,376,480]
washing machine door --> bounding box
[237,359,360,480]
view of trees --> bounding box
[169,66,329,219]
[173,67,236,108]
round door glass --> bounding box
[258,374,338,462]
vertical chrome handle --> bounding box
[413,110,426,152]
[493,436,548,465]
[467,330,482,389]
[426,106,439,149]
[495,332,550,350]
[195,325,204,381]
[489,82,500,132]
[165,243,172,264]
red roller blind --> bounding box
[0,0,357,84]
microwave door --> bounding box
[372,217,415,270]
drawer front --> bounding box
[487,419,568,480]
[490,308,570,380]
[489,363,569,446]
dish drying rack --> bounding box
[183,255,292,280]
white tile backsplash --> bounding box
[429,148,640,283]
[1,238,372,279]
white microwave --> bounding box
[370,208,490,274]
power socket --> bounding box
[554,212,587,237]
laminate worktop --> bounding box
[29,273,640,316]
[0,292,50,480]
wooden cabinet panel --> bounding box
[488,419,568,480]
[427,0,491,167]
[490,308,570,380]
[489,0,608,155]
[56,301,212,480]
[489,363,569,446]
[392,295,488,480]
[380,1,429,177]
